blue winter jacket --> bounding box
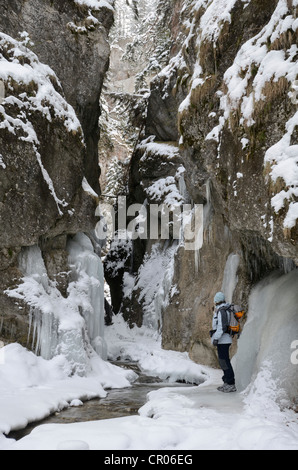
[211,302,232,345]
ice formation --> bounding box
[130,242,179,330]
[221,253,240,304]
[235,269,298,405]
[6,233,107,376]
[68,233,107,360]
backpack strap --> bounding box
[218,306,231,334]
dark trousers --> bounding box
[217,344,235,385]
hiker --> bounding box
[210,292,237,393]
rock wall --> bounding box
[120,0,298,366]
[0,0,113,193]
[0,0,114,346]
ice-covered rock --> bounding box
[6,234,107,375]
[0,0,114,348]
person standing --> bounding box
[210,292,237,393]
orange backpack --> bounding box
[220,304,245,336]
[228,305,245,336]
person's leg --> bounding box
[217,344,235,385]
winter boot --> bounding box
[217,384,237,393]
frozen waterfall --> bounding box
[68,233,107,360]
[7,233,107,376]
[235,269,298,406]
[221,253,240,303]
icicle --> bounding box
[67,233,107,360]
[9,233,108,376]
[203,178,212,229]
[221,253,240,303]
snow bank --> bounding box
[0,230,138,440]
[0,342,135,438]
[5,384,297,450]
[1,267,298,450]
[105,314,208,385]
[2,310,298,450]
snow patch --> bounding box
[74,0,114,11]
[265,113,298,229]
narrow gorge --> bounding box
[0,0,297,450]
[103,0,298,401]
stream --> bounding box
[8,362,194,441]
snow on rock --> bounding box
[74,0,114,11]
[138,140,181,161]
[82,177,99,199]
[175,0,249,116]
[0,32,83,216]
[201,0,298,131]
[203,0,298,228]
[0,33,81,135]
[199,0,241,41]
[136,140,187,207]
[145,169,186,208]
[167,0,298,230]
[264,113,298,229]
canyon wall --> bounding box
[0,0,113,347]
[116,0,298,366]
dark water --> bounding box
[8,362,194,441]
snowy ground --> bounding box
[0,315,298,451]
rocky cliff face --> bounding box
[0,0,113,193]
[117,0,298,366]
[0,0,113,346]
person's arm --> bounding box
[212,309,227,344]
